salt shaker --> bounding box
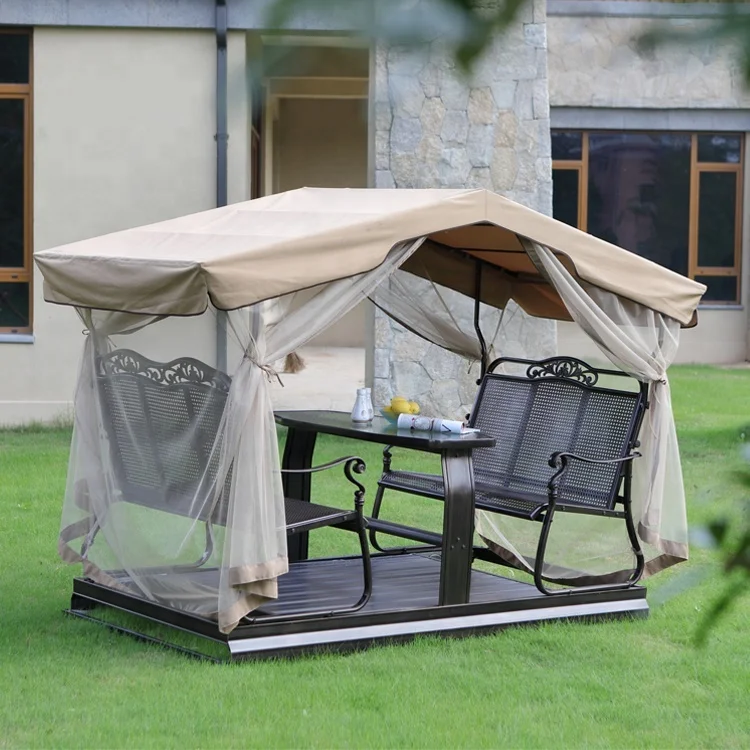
[351,387,373,423]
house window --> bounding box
[0,29,32,333]
[552,130,744,304]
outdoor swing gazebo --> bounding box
[35,188,705,660]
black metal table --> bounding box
[275,410,496,607]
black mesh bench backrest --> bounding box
[469,357,647,511]
[96,350,232,524]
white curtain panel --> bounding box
[373,242,689,581]
[370,266,512,365]
[478,240,687,579]
[58,241,423,634]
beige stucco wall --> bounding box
[549,14,749,364]
[0,27,250,425]
[558,309,749,365]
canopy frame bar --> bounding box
[473,258,488,381]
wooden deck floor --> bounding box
[70,553,648,660]
[259,553,537,616]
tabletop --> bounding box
[275,410,496,452]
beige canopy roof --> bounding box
[35,188,705,326]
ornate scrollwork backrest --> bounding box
[526,357,599,386]
[98,349,231,393]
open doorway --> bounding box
[253,37,370,409]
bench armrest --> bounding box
[548,451,641,469]
[547,451,641,505]
[281,455,365,476]
[281,456,366,508]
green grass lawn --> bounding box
[1,366,749,748]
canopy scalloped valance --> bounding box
[35,187,704,327]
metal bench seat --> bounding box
[370,356,649,596]
[284,497,359,532]
[378,470,547,520]
[88,348,372,620]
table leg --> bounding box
[281,427,317,563]
[439,449,475,606]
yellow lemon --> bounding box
[390,397,411,414]
[409,401,420,414]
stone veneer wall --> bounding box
[548,15,750,108]
[372,0,556,419]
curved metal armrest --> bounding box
[547,451,642,501]
[281,456,366,504]
[381,445,394,472]
[280,455,365,475]
[548,451,642,469]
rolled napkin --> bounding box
[396,413,479,434]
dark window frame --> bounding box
[0,27,32,334]
[552,129,744,305]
